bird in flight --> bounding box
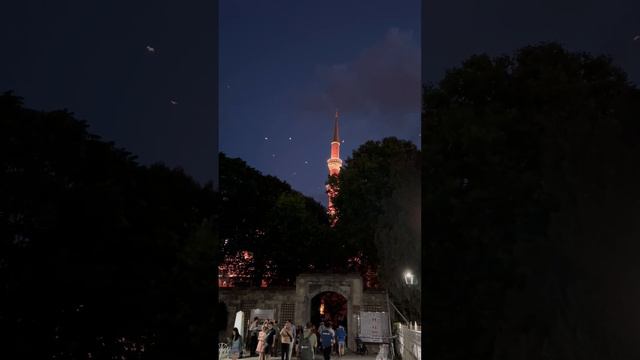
[146,45,156,53]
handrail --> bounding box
[385,291,396,360]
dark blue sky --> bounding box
[0,0,218,184]
[2,0,639,200]
[423,0,640,86]
[220,0,421,205]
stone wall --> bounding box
[294,273,363,351]
[361,289,388,312]
[218,274,391,353]
[219,287,297,341]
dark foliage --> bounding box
[330,137,421,316]
[0,92,220,359]
[219,153,334,286]
[332,138,420,264]
[423,43,640,359]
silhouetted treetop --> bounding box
[423,43,640,359]
[1,91,218,359]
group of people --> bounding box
[316,321,347,360]
[229,318,347,360]
[244,317,297,360]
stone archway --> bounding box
[294,273,363,351]
[310,291,348,329]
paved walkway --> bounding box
[238,352,377,360]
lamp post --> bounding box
[403,270,416,286]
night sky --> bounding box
[3,1,639,201]
[0,1,218,184]
[219,1,421,205]
[424,0,640,85]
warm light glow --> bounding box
[327,112,342,224]
[319,302,325,315]
[218,250,256,287]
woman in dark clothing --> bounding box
[230,327,243,360]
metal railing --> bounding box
[218,343,230,360]
[396,324,421,360]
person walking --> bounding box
[319,321,335,360]
[280,321,294,360]
[229,328,244,360]
[335,325,346,357]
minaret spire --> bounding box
[333,109,340,142]
[327,110,343,224]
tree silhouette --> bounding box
[219,153,334,287]
[331,137,421,293]
[0,92,219,359]
[423,43,640,359]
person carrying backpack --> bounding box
[319,321,335,360]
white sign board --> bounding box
[358,312,390,343]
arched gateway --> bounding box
[219,273,388,352]
[294,274,362,350]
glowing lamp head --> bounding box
[403,270,416,285]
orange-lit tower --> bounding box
[326,110,342,222]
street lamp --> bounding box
[403,270,416,285]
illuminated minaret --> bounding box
[326,110,342,222]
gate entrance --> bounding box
[294,274,363,351]
[310,291,348,329]
[219,274,390,353]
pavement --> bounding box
[237,352,377,360]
